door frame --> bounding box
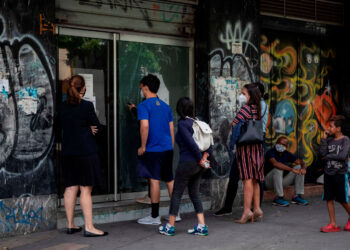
[56,26,195,204]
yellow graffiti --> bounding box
[260,35,337,167]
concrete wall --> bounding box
[0,0,57,236]
[195,0,260,208]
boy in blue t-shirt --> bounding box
[320,115,350,233]
[136,74,177,226]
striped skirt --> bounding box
[236,143,264,181]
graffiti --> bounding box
[0,200,44,233]
[0,12,55,197]
[219,21,258,55]
[209,47,257,178]
[78,0,153,27]
[260,34,337,167]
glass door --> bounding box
[117,34,193,199]
[56,28,117,203]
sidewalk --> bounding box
[1,197,350,250]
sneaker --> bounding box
[137,215,161,225]
[214,207,232,217]
[344,218,350,231]
[320,223,341,233]
[187,224,208,236]
[136,195,151,205]
[272,197,290,207]
[291,195,309,206]
[159,224,175,236]
[165,213,182,222]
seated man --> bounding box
[265,136,309,206]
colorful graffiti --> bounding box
[260,34,337,167]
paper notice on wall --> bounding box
[18,97,38,115]
[79,73,94,98]
[231,42,243,54]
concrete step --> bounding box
[57,196,211,229]
[263,184,323,201]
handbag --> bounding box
[236,106,263,146]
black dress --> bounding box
[58,99,103,187]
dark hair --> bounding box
[176,97,194,119]
[66,75,85,105]
[330,115,346,130]
[244,83,262,119]
[140,74,160,93]
[254,82,269,101]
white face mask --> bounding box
[238,94,247,106]
[275,144,286,153]
[140,89,144,99]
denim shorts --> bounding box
[138,150,174,182]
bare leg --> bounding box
[327,200,337,226]
[166,180,174,199]
[150,179,160,203]
[169,215,176,226]
[341,202,350,216]
[197,213,205,225]
[80,186,104,234]
[243,179,254,215]
[64,186,79,228]
[252,180,261,212]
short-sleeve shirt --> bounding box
[265,148,297,175]
[137,97,173,152]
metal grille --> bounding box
[260,0,344,26]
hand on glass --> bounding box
[127,103,136,111]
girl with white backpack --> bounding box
[159,97,213,236]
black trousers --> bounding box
[169,162,205,215]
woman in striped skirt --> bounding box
[232,83,264,223]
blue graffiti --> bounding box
[17,87,38,99]
[0,200,45,233]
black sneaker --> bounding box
[214,207,232,216]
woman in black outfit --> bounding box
[59,75,107,237]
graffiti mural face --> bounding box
[260,34,337,167]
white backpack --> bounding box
[187,117,214,152]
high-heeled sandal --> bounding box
[234,211,254,224]
[253,209,263,222]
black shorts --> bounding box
[323,173,349,203]
[138,150,174,182]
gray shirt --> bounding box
[320,136,350,175]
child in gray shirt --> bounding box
[319,115,350,233]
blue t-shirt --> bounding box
[137,97,173,152]
[265,148,297,175]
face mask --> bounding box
[140,89,144,99]
[275,144,286,153]
[238,94,247,106]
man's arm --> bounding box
[138,119,149,155]
[169,121,174,148]
[269,157,300,174]
[295,159,306,175]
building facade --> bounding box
[0,0,347,237]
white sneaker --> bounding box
[137,215,161,225]
[165,213,182,222]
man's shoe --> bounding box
[159,224,175,236]
[137,215,161,225]
[344,218,350,231]
[214,207,232,216]
[320,223,341,233]
[136,195,151,205]
[272,197,290,207]
[291,195,309,205]
[188,224,208,236]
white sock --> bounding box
[198,223,205,229]
[166,223,173,229]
